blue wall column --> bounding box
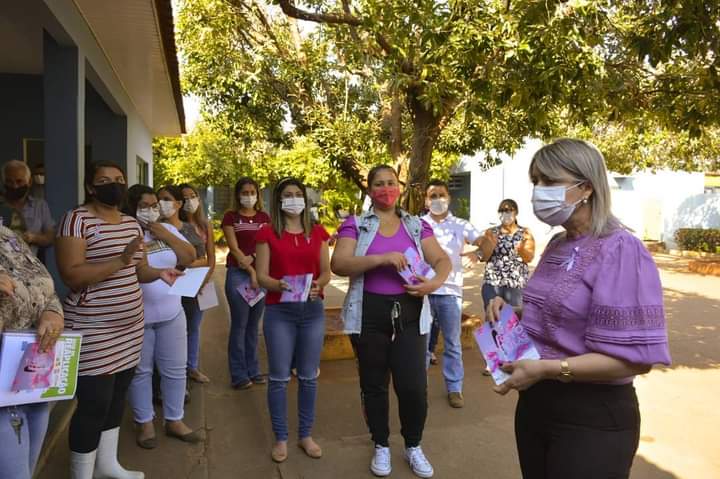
[43,30,84,296]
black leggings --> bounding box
[515,380,640,479]
[356,292,427,448]
[69,368,135,453]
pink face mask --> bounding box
[371,186,401,209]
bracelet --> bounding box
[558,359,573,383]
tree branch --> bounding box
[278,0,362,26]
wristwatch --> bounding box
[558,359,573,383]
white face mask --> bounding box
[136,207,160,225]
[281,197,305,216]
[531,182,584,226]
[159,200,177,219]
[33,175,45,185]
[240,195,257,209]
[428,198,449,216]
[500,212,515,225]
[183,197,200,214]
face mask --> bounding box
[183,197,200,214]
[500,212,515,226]
[428,198,449,215]
[136,207,160,225]
[159,200,177,219]
[92,182,127,207]
[371,186,401,209]
[240,195,257,209]
[531,183,584,226]
[33,175,45,185]
[4,185,29,201]
[281,197,305,216]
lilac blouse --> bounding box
[522,228,671,383]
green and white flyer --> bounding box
[0,331,82,407]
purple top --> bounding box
[337,216,434,295]
[522,228,671,384]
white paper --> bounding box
[197,282,219,311]
[168,267,210,297]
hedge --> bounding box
[674,228,720,254]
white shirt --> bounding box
[141,223,189,323]
[422,212,482,297]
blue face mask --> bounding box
[531,182,584,226]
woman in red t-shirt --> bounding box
[221,177,271,389]
[255,177,331,463]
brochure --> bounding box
[279,274,314,303]
[197,281,219,311]
[0,331,82,407]
[398,247,436,285]
[237,275,266,307]
[474,305,540,385]
[167,267,210,297]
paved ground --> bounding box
[37,252,719,479]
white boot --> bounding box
[70,450,97,479]
[93,427,144,479]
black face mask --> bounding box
[92,182,127,207]
[4,185,29,201]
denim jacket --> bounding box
[340,208,432,335]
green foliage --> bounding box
[172,0,720,217]
[454,198,470,221]
[674,229,720,254]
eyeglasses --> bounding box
[498,208,515,213]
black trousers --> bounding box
[356,292,427,448]
[515,380,640,479]
[69,368,135,453]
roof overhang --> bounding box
[73,0,186,135]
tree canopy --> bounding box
[161,0,720,215]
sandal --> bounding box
[271,441,288,463]
[298,437,322,459]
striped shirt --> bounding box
[58,207,144,376]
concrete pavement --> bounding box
[36,254,719,479]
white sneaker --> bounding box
[405,446,434,478]
[370,445,392,477]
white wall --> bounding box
[460,138,558,253]
[457,138,713,251]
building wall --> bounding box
[0,74,43,163]
[45,0,155,186]
[85,80,126,168]
[458,138,714,253]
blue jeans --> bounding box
[264,300,325,442]
[182,297,204,370]
[225,268,264,385]
[481,283,524,308]
[426,295,464,393]
[129,309,188,423]
[0,403,49,479]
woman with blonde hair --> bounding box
[486,139,670,479]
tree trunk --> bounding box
[403,91,443,213]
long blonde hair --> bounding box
[530,138,622,237]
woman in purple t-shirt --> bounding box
[486,139,671,479]
[331,165,450,478]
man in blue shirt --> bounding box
[1,160,55,258]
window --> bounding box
[137,156,148,185]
